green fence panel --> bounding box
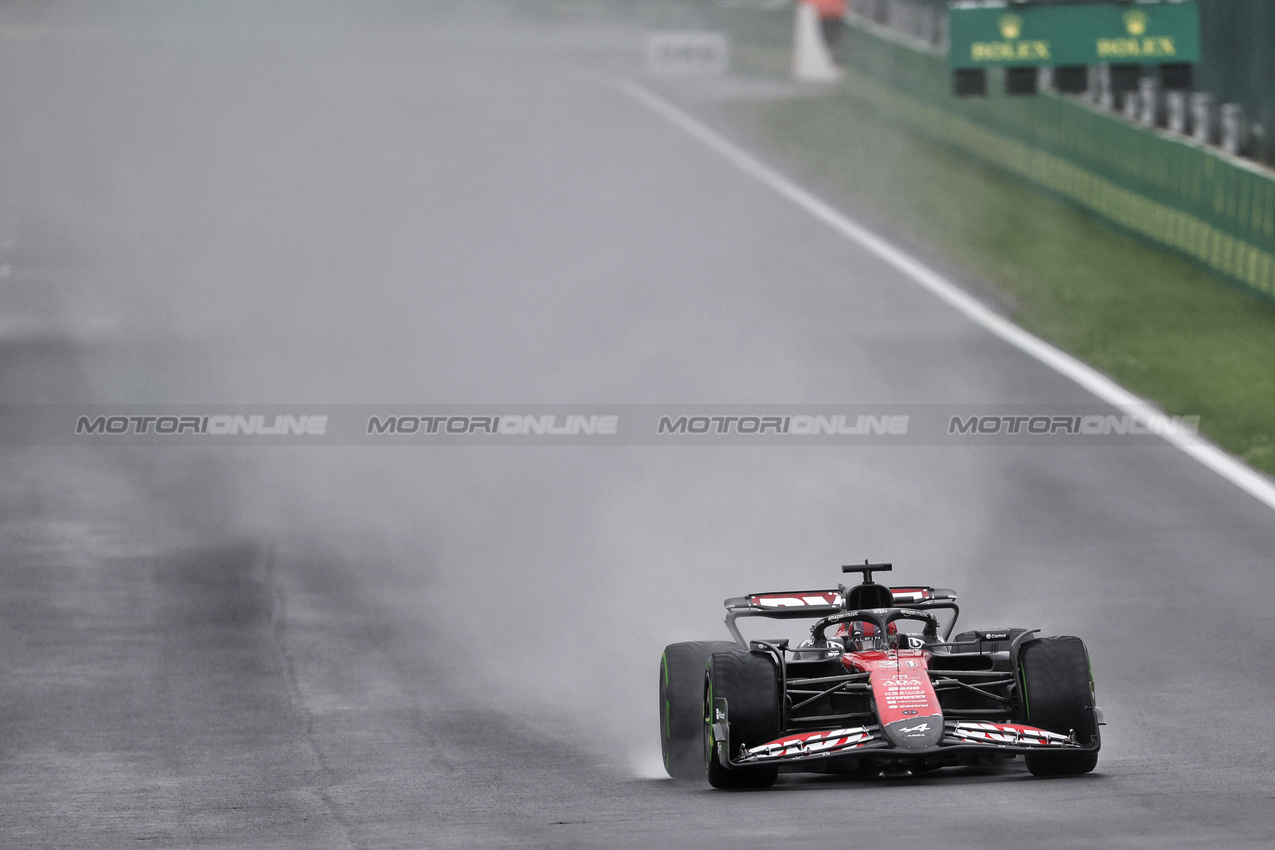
[841,18,1275,300]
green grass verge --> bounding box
[698,45,1275,475]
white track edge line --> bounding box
[617,78,1275,513]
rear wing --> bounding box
[724,586,960,643]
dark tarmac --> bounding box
[1,4,1273,847]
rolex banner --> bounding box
[948,1,1201,69]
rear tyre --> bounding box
[704,650,780,790]
[1019,636,1100,777]
[659,641,738,779]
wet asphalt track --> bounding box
[1,3,1274,848]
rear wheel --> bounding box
[1019,636,1100,777]
[704,650,780,790]
[659,641,737,779]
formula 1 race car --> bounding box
[659,563,1102,788]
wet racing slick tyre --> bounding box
[1019,636,1100,777]
[704,649,780,789]
[660,641,738,779]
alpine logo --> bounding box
[898,723,930,734]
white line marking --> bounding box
[617,79,1275,513]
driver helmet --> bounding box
[838,582,896,650]
[836,618,897,650]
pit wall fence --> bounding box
[838,8,1275,301]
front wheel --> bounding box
[1019,636,1100,777]
[704,650,780,790]
[659,641,738,779]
